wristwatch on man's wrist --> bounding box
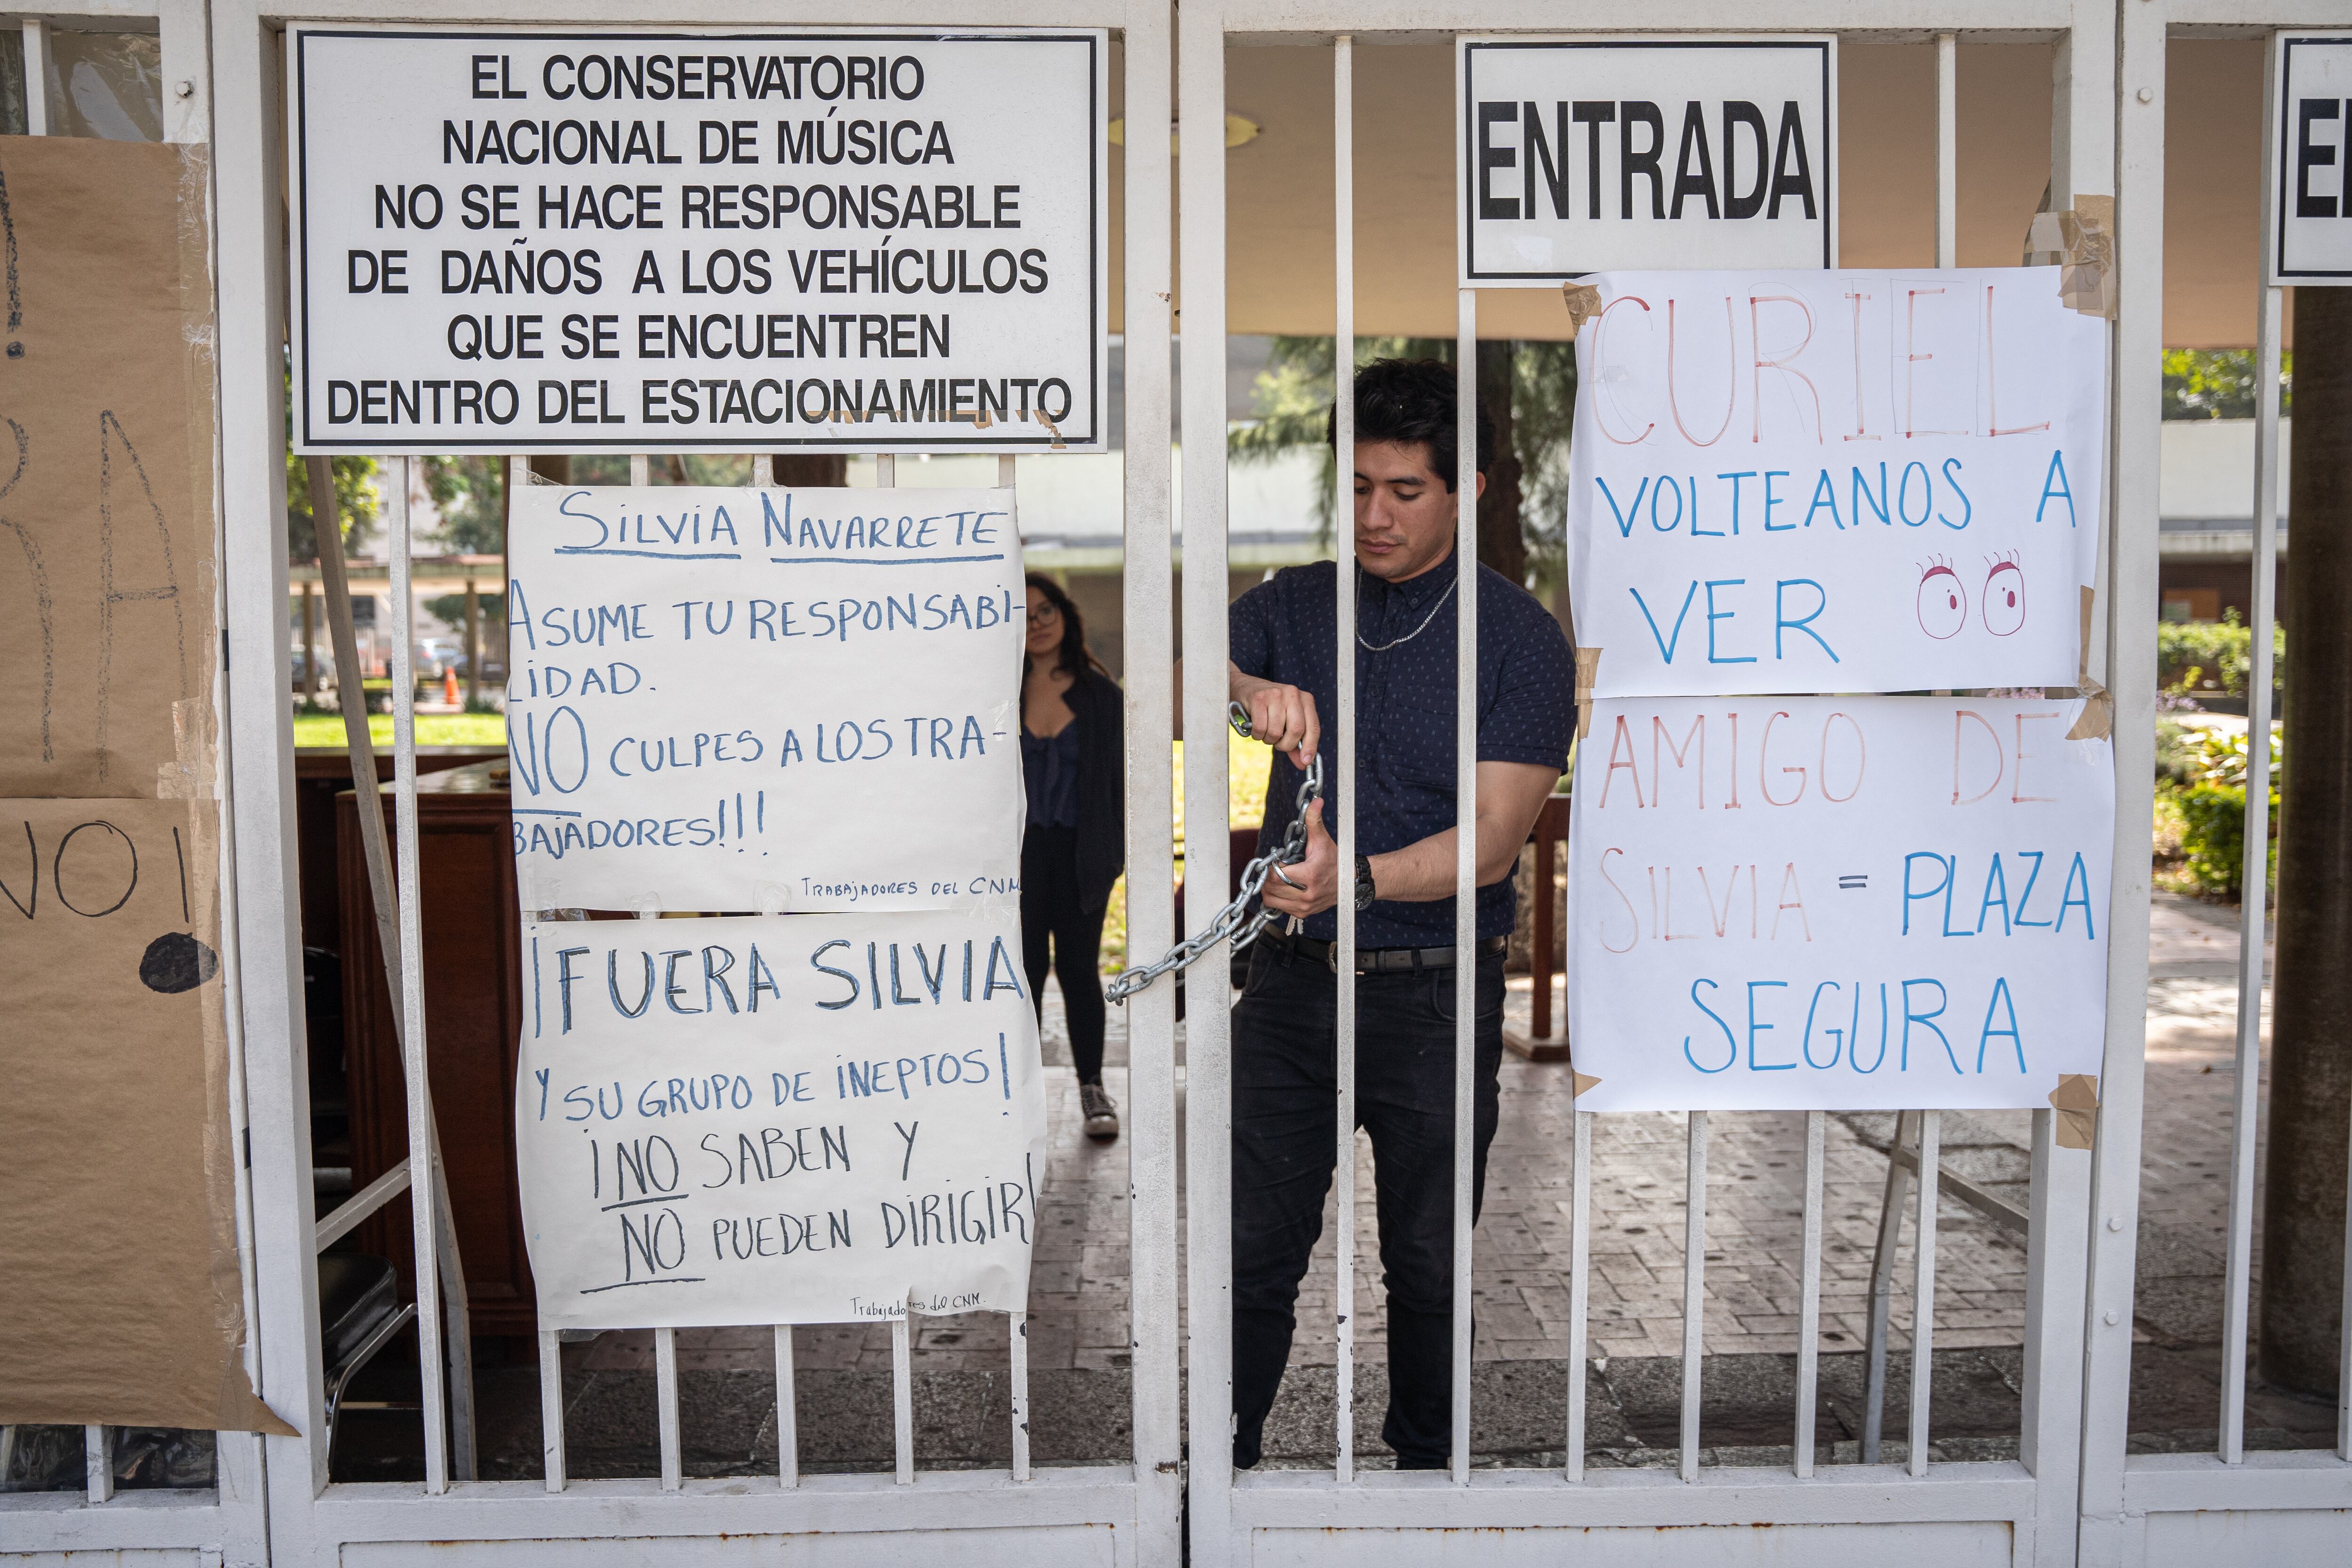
[1354,854,1376,912]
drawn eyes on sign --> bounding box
[1915,559,1966,640]
[1982,554,2026,637]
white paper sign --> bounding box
[2271,33,2352,284]
[504,485,1024,913]
[1566,269,2108,698]
[1564,696,2113,1112]
[516,909,1046,1329]
[1459,37,1835,283]
[288,27,1107,454]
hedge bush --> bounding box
[2157,612,2285,700]
[2171,729,2283,898]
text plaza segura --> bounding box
[1565,695,2113,1113]
[289,27,1108,454]
[1563,266,2114,1116]
[504,485,1045,1332]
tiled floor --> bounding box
[580,893,2265,1377]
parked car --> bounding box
[291,648,336,691]
[413,637,462,678]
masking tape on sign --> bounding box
[2066,586,2114,741]
[2050,1073,2100,1150]
[1561,283,1603,336]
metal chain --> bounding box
[1105,700,1322,1006]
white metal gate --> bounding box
[0,3,273,1563]
[1173,4,2201,1566]
[10,4,2352,1567]
[209,3,1182,1566]
[2080,7,2352,1562]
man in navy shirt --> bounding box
[1222,359,1573,1471]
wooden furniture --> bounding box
[1505,793,1573,1063]
[337,760,537,1337]
[295,747,502,954]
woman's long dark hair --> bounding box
[1023,572,1106,685]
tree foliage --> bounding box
[2161,348,2292,420]
[419,456,509,555]
[1228,335,1577,584]
[284,452,381,561]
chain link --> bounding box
[1105,701,1322,1006]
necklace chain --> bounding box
[1357,574,1457,653]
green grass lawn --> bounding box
[292,713,509,748]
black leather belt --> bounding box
[1255,929,1507,974]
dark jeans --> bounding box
[1020,825,1108,1084]
[1230,941,1506,1470]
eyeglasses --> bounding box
[1026,604,1061,626]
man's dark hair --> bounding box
[1326,357,1495,492]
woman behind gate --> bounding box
[1019,573,1126,1141]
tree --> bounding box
[1230,335,1577,583]
[419,456,507,555]
[2162,348,2294,420]
[285,452,379,561]
[2262,288,2350,1394]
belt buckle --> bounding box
[1327,942,1340,976]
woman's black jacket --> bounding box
[1050,666,1126,913]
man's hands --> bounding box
[1232,668,1319,769]
[1258,798,1340,918]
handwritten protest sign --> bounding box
[1566,269,2107,697]
[515,908,1045,1329]
[504,483,1025,913]
[0,798,286,1431]
[1563,696,2113,1112]
[0,138,217,798]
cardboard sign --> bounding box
[515,909,1045,1329]
[1459,37,1835,283]
[0,137,218,798]
[288,27,1107,454]
[503,484,1025,913]
[1565,268,2108,698]
[0,799,287,1432]
[1563,696,2113,1112]
[2270,33,2352,284]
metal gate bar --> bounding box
[1331,32,1360,1487]
[1450,277,1479,1485]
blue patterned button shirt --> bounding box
[1228,550,1575,947]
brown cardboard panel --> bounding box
[0,136,218,798]
[0,797,289,1433]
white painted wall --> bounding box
[2161,418,2288,524]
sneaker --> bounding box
[1080,1082,1120,1141]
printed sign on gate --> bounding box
[2271,33,2352,284]
[516,909,1045,1328]
[1459,37,1835,282]
[1564,696,2113,1113]
[1565,268,2108,698]
[503,485,1024,913]
[288,27,1107,453]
